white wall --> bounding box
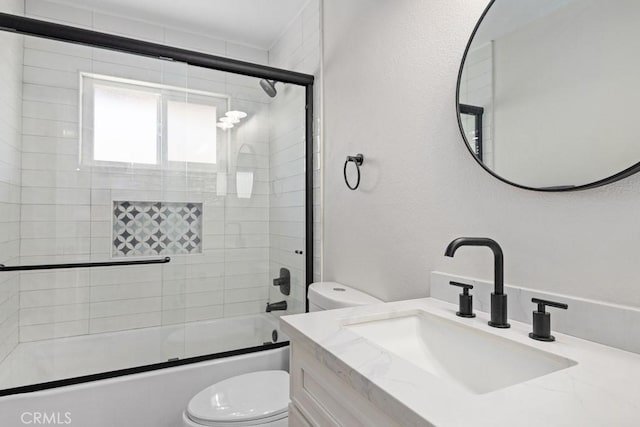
[0,0,23,363]
[322,0,640,309]
[268,0,322,314]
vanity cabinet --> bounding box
[283,297,640,427]
[288,342,402,427]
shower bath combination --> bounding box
[0,11,315,401]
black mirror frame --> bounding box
[455,0,640,192]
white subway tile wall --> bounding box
[0,0,23,363]
[268,0,322,315]
[10,0,319,343]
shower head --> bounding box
[260,79,278,97]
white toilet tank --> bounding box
[308,282,383,312]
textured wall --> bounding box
[322,0,640,308]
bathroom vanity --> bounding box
[281,298,640,426]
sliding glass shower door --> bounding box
[0,25,310,394]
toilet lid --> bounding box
[187,370,289,425]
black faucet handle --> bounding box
[529,298,568,342]
[532,298,568,312]
[273,268,291,296]
[449,281,473,293]
[449,281,475,318]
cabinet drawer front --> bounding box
[290,343,401,427]
[289,403,312,427]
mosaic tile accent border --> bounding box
[112,201,203,257]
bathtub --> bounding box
[0,313,283,390]
[0,314,289,427]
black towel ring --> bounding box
[344,154,364,190]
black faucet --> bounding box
[266,300,287,312]
[444,237,510,328]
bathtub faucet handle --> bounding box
[272,268,290,296]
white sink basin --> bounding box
[345,310,577,394]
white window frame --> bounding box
[79,72,230,171]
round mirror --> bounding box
[457,0,640,191]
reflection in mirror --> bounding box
[460,104,484,161]
[458,0,640,190]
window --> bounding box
[93,84,159,164]
[167,100,217,164]
[82,74,226,168]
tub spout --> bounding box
[266,300,287,312]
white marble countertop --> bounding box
[281,298,640,426]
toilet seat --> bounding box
[186,370,289,427]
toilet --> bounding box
[182,370,289,427]
[182,282,382,427]
[307,281,383,312]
